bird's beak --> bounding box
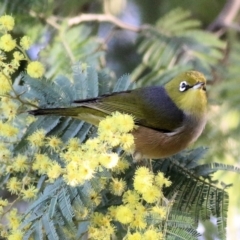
[193,82,205,90]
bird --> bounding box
[29,71,207,160]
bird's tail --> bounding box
[29,107,81,117]
[29,107,107,126]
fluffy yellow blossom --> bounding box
[88,225,114,240]
[32,153,52,175]
[47,136,62,151]
[107,206,117,219]
[3,62,18,75]
[99,153,119,169]
[115,205,134,224]
[91,212,104,226]
[12,154,28,172]
[0,73,11,94]
[112,112,135,133]
[13,51,24,61]
[64,162,85,186]
[7,208,21,230]
[63,173,80,187]
[87,226,99,239]
[27,61,45,78]
[20,36,32,50]
[123,190,140,205]
[98,116,116,134]
[134,203,146,216]
[92,212,111,227]
[142,185,162,203]
[6,177,22,194]
[47,162,62,180]
[133,167,154,194]
[84,138,100,151]
[0,144,11,163]
[73,206,89,221]
[109,178,126,196]
[0,228,8,238]
[0,197,8,207]
[78,161,95,180]
[0,121,18,138]
[154,172,165,186]
[7,230,23,240]
[112,158,130,174]
[22,176,32,185]
[21,185,38,200]
[130,214,147,229]
[1,99,18,119]
[6,165,14,173]
[98,112,135,135]
[127,232,142,240]
[60,150,74,163]
[0,34,16,52]
[142,229,163,240]
[89,212,115,239]
[67,137,81,151]
[135,166,152,177]
[89,191,102,206]
[120,133,135,152]
[27,129,45,147]
[155,172,171,188]
[0,15,14,31]
[106,133,121,147]
[151,206,166,218]
[4,124,18,137]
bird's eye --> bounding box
[179,81,188,92]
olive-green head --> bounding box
[165,71,207,116]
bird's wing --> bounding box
[74,86,185,132]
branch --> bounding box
[208,0,240,32]
[67,13,142,33]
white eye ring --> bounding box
[179,81,188,92]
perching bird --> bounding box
[29,71,207,160]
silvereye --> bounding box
[29,71,207,160]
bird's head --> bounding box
[165,71,207,116]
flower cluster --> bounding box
[86,166,171,239]
[0,14,174,240]
[0,106,172,239]
[0,14,48,234]
[0,14,45,84]
[105,167,171,239]
[58,112,134,186]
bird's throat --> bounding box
[174,90,207,117]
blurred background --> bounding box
[1,0,240,239]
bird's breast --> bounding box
[132,114,207,160]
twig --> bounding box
[30,11,145,63]
[29,10,61,30]
[1,196,20,217]
[1,72,38,108]
[67,13,142,33]
[59,32,75,63]
[226,22,240,31]
[162,191,178,239]
[208,0,240,32]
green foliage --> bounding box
[132,8,225,86]
[152,147,236,239]
[41,26,105,79]
[1,3,240,240]
[9,66,238,240]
